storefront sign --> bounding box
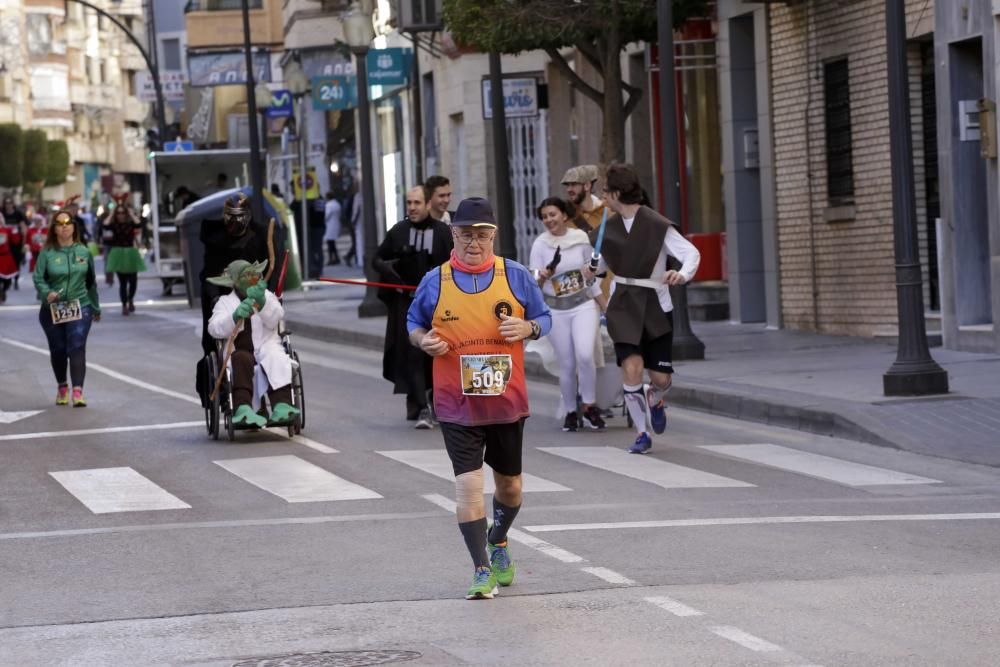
[301,51,355,78]
[312,76,357,111]
[266,89,294,118]
[134,71,186,102]
[366,48,409,87]
[188,51,271,87]
[482,77,539,119]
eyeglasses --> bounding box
[54,217,73,226]
[455,231,494,246]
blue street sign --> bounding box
[312,75,357,111]
[366,48,410,88]
[267,89,294,118]
[163,141,194,152]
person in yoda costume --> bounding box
[207,259,300,427]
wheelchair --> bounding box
[203,321,305,441]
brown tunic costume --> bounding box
[591,205,678,346]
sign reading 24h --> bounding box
[366,47,410,87]
[312,76,357,111]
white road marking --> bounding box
[0,409,43,424]
[709,626,783,653]
[0,510,444,541]
[700,444,942,486]
[420,493,585,563]
[215,455,381,502]
[580,566,635,585]
[264,428,338,454]
[0,421,203,442]
[0,299,187,313]
[378,449,570,493]
[538,446,755,489]
[523,512,1000,533]
[1,337,200,405]
[645,595,705,617]
[50,467,191,514]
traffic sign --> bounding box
[163,141,194,152]
[292,166,321,200]
[312,75,357,111]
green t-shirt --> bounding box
[33,243,101,314]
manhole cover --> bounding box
[233,649,422,667]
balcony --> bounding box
[123,96,149,124]
[185,0,283,48]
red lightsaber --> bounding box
[317,277,417,291]
[275,249,290,298]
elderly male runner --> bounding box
[583,163,700,454]
[407,197,551,600]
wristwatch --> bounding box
[529,320,541,340]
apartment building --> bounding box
[0,0,151,204]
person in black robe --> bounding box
[373,185,452,428]
[199,194,272,355]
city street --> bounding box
[2,279,1000,666]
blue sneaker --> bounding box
[647,389,667,435]
[629,432,652,454]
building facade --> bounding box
[0,0,152,206]
[717,0,940,340]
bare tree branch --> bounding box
[544,46,605,106]
[622,80,643,118]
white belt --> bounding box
[613,276,662,290]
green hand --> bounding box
[246,283,266,309]
[233,300,254,322]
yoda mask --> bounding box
[206,259,268,298]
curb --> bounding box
[285,317,894,448]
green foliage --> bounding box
[442,0,710,54]
[22,129,49,185]
[0,124,24,189]
[46,139,70,186]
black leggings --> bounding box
[117,272,137,305]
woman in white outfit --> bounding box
[529,197,607,432]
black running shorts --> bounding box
[614,311,674,373]
[440,418,525,477]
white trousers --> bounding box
[548,300,600,414]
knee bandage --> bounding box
[623,383,650,435]
[455,468,485,507]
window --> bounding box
[187,0,262,10]
[162,38,182,71]
[823,58,854,204]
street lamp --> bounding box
[343,2,385,317]
[240,0,267,227]
[285,58,313,281]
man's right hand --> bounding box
[46,291,60,303]
[419,328,449,357]
[233,300,254,322]
[581,263,596,281]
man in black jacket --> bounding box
[373,185,452,428]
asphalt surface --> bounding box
[2,279,1000,666]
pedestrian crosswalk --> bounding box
[32,442,949,518]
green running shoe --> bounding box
[466,567,498,600]
[233,404,267,428]
[488,543,516,586]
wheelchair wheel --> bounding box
[226,411,235,441]
[290,350,304,433]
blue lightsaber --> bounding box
[589,207,608,272]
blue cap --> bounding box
[451,197,497,228]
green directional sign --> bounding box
[367,48,410,87]
[312,75,357,111]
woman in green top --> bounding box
[33,209,102,407]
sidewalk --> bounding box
[282,278,1000,467]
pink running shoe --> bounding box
[56,385,70,406]
[72,387,87,408]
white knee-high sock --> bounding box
[623,383,649,435]
[646,380,671,407]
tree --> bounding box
[46,139,70,186]
[442,0,711,164]
[0,124,24,190]
[23,129,49,183]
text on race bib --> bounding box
[550,269,586,297]
[51,299,82,324]
[460,354,513,396]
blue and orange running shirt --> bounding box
[408,256,551,426]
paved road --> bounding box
[1,287,999,666]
